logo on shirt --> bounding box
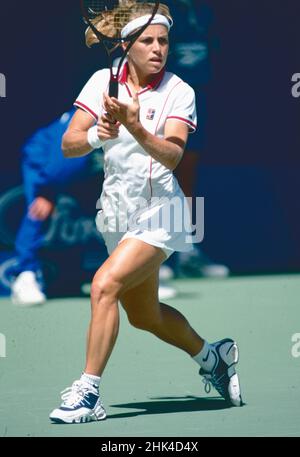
[146,108,156,120]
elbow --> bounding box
[170,151,184,171]
[61,130,91,158]
[168,162,178,172]
[164,141,184,170]
[61,134,73,158]
[166,159,179,172]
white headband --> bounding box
[121,14,173,39]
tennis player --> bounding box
[50,2,242,424]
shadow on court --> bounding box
[108,395,230,419]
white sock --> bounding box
[192,340,216,372]
[81,372,101,389]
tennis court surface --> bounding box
[1,274,299,437]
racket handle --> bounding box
[109,78,119,99]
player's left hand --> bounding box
[103,92,140,130]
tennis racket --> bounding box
[80,1,160,99]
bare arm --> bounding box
[62,109,95,157]
[103,93,189,171]
[128,120,188,170]
[62,109,120,158]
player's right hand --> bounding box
[97,113,120,141]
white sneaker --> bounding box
[49,380,106,424]
[158,283,177,300]
[199,338,243,406]
[11,271,46,306]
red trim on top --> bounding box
[74,101,98,120]
[138,87,150,96]
[119,62,165,96]
[166,116,197,131]
[118,62,129,84]
[145,67,165,91]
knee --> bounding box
[90,272,120,307]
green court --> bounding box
[1,274,299,437]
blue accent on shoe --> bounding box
[202,350,210,363]
[60,392,99,411]
[50,418,66,424]
[200,338,236,403]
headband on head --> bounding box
[121,14,173,39]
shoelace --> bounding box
[61,381,90,407]
[202,372,227,396]
[202,374,212,394]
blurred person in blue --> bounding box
[162,0,230,280]
[10,108,95,306]
[10,109,175,306]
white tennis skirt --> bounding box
[96,186,194,259]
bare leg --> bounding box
[84,291,120,376]
[153,302,204,356]
[121,270,204,357]
[84,238,166,376]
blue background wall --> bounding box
[0,0,300,275]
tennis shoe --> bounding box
[49,380,106,424]
[199,338,243,406]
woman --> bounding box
[50,2,242,424]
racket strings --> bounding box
[84,0,135,37]
[84,1,159,42]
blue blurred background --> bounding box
[0,0,300,295]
